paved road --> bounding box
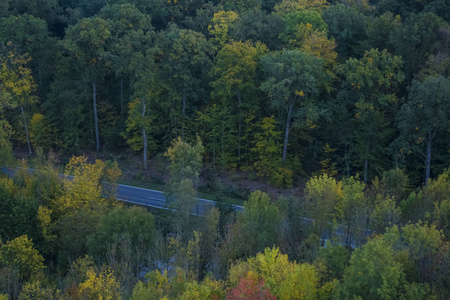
[2,167,372,247]
[116,183,243,215]
[1,167,243,215]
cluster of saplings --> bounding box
[0,138,449,299]
[1,0,450,189]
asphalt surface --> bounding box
[1,167,243,216]
[2,166,372,247]
[116,183,243,215]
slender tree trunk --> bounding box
[182,89,186,139]
[120,78,124,114]
[363,142,370,183]
[345,146,350,177]
[93,81,100,152]
[142,98,148,170]
[213,141,216,167]
[425,131,433,185]
[182,90,186,117]
[282,103,293,162]
[221,121,225,170]
[237,91,242,160]
[38,60,43,92]
[21,106,32,155]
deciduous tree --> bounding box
[63,17,113,152]
[338,48,403,182]
[394,76,450,185]
[0,49,38,155]
[260,49,328,161]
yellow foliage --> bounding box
[272,167,293,188]
[79,266,121,300]
[30,113,54,150]
[319,144,337,176]
[275,0,329,15]
[37,206,56,243]
[54,156,110,215]
[208,11,239,49]
[0,50,38,109]
[229,247,320,299]
[295,90,305,97]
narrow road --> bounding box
[1,167,243,215]
[116,183,243,215]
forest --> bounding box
[0,0,449,299]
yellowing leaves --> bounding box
[53,156,113,216]
[0,50,38,107]
[79,266,121,300]
[295,90,305,97]
[208,11,239,49]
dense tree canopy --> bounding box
[0,0,450,298]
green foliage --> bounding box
[303,174,341,237]
[279,10,328,44]
[382,168,410,201]
[317,241,349,280]
[232,9,284,50]
[29,113,55,151]
[322,3,367,59]
[336,177,369,247]
[210,40,267,167]
[0,235,45,280]
[338,237,404,300]
[370,195,401,233]
[0,120,13,166]
[18,281,61,300]
[271,167,293,188]
[338,48,404,182]
[251,116,282,177]
[260,49,329,161]
[165,136,204,190]
[223,0,262,12]
[238,191,281,255]
[395,76,450,184]
[0,14,54,91]
[390,12,445,79]
[88,206,155,262]
[161,26,213,138]
[365,11,401,53]
[197,103,236,169]
[275,0,329,15]
[63,17,113,81]
[1,1,450,298]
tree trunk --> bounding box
[345,146,350,177]
[21,106,32,155]
[237,91,242,160]
[221,121,225,170]
[182,90,186,117]
[38,60,43,93]
[120,78,124,114]
[93,81,100,152]
[425,131,434,185]
[142,99,148,170]
[182,90,186,139]
[282,103,293,162]
[363,142,370,183]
